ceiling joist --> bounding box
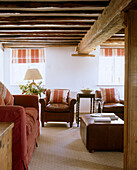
[0,0,122,48]
[0,1,109,9]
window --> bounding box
[98,48,125,85]
[10,48,46,85]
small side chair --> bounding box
[40,89,76,127]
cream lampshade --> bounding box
[24,68,42,82]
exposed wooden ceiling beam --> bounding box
[0,1,111,47]
[72,53,95,57]
[101,39,125,47]
[3,44,77,48]
[123,0,137,11]
[0,40,80,43]
[0,21,94,26]
[0,26,90,31]
[0,37,82,40]
[0,1,109,9]
[0,0,110,1]
[0,9,103,15]
[117,28,125,34]
[110,36,125,39]
[2,42,78,45]
[0,16,98,21]
[0,31,86,35]
[0,38,80,41]
[0,34,84,38]
[0,14,99,17]
[77,0,131,54]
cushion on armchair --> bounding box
[100,88,120,103]
[103,103,124,112]
[0,81,14,105]
[49,89,69,104]
[45,103,70,112]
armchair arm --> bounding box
[39,98,48,122]
[39,98,48,106]
[13,95,39,112]
[68,97,76,110]
[95,98,104,113]
[120,99,124,105]
[0,106,27,161]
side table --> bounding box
[76,93,95,127]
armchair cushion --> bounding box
[45,103,70,112]
[103,103,124,113]
[49,89,69,104]
[100,88,120,103]
[0,81,14,105]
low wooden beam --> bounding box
[0,16,97,22]
[2,43,77,47]
[72,53,95,57]
[0,9,103,15]
[77,0,132,54]
[101,39,125,46]
[110,36,125,39]
[117,28,125,34]
[0,1,109,9]
[0,21,94,26]
[1,40,79,43]
[0,26,90,31]
[0,32,86,35]
[0,38,82,40]
[0,34,84,38]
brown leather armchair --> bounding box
[40,89,76,127]
[95,90,124,120]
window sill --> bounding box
[97,84,124,86]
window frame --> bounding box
[10,48,46,86]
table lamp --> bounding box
[24,68,42,82]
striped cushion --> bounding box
[100,88,120,103]
[0,95,5,106]
[0,82,14,105]
[49,89,69,104]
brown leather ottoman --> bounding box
[80,114,124,152]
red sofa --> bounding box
[0,95,39,170]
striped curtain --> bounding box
[12,48,45,63]
[100,48,125,57]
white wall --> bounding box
[2,46,124,113]
[0,44,4,82]
[45,46,99,112]
[46,47,99,91]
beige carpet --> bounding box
[29,122,123,170]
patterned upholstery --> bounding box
[0,81,14,105]
[100,88,120,103]
[49,89,69,104]
[0,95,5,106]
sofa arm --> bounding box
[68,98,76,110]
[13,95,39,112]
[0,106,27,162]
